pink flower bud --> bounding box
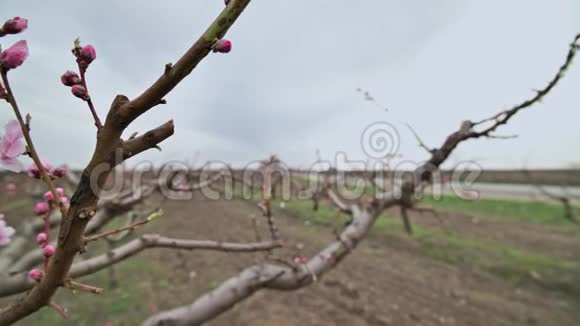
[27,162,53,179]
[212,39,232,53]
[71,85,89,101]
[34,202,49,216]
[0,40,29,70]
[0,17,28,36]
[42,244,55,257]
[4,183,16,192]
[293,256,308,264]
[59,196,69,207]
[28,269,43,281]
[52,166,68,178]
[55,187,65,197]
[43,191,54,202]
[60,70,82,87]
[77,45,96,66]
[36,232,48,245]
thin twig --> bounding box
[83,219,149,243]
[65,280,103,294]
[405,123,435,154]
[77,62,102,129]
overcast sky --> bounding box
[1,0,579,171]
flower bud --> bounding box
[52,166,68,178]
[60,70,82,87]
[36,232,48,246]
[27,162,53,179]
[34,202,49,216]
[42,244,55,257]
[43,191,54,202]
[0,17,28,36]
[28,269,43,281]
[71,85,89,101]
[59,196,69,207]
[212,39,232,53]
[77,45,96,66]
[0,40,29,70]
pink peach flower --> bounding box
[42,244,55,257]
[52,166,68,178]
[43,191,54,202]
[27,161,53,179]
[60,70,82,86]
[0,17,28,36]
[71,85,88,100]
[36,232,48,246]
[28,269,43,281]
[0,40,29,69]
[77,45,96,66]
[0,120,25,172]
[34,202,49,216]
[212,39,232,53]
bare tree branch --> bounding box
[0,235,282,298]
[141,33,580,326]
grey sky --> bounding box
[0,0,579,170]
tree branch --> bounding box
[0,235,282,298]
[117,0,253,126]
[121,120,174,160]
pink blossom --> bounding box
[4,183,16,192]
[293,256,308,264]
[0,17,28,36]
[59,196,69,207]
[36,232,48,246]
[77,45,96,66]
[0,40,29,70]
[42,244,55,257]
[34,202,49,216]
[27,161,53,179]
[43,191,54,202]
[52,166,68,178]
[60,70,82,86]
[55,187,65,197]
[212,39,232,53]
[71,85,88,101]
[28,269,43,281]
[0,220,15,247]
[0,120,25,172]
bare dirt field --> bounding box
[2,178,580,325]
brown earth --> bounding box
[2,184,580,325]
[141,196,580,326]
